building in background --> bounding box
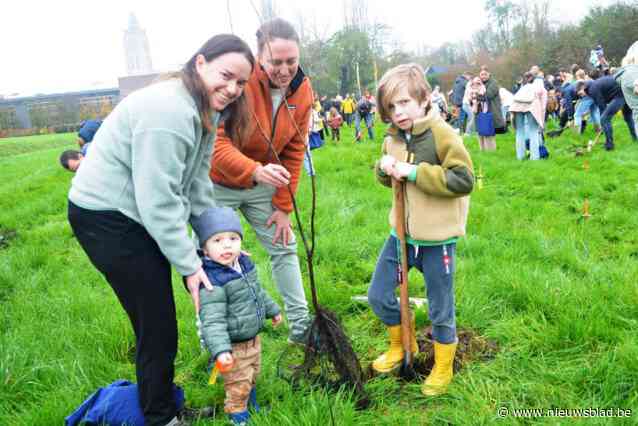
[0,13,162,134]
[124,13,153,76]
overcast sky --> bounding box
[1,0,613,95]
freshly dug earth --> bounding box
[367,327,499,380]
[413,327,499,377]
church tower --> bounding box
[123,13,153,75]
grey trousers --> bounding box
[213,183,310,340]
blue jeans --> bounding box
[354,112,374,140]
[574,96,601,132]
[368,236,457,344]
[457,105,467,131]
[600,97,637,147]
[502,105,510,125]
[515,112,541,160]
[303,148,314,176]
[462,103,474,134]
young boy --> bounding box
[327,107,344,142]
[191,207,282,425]
[367,63,474,396]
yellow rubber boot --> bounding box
[372,325,403,373]
[372,317,419,373]
[422,341,457,396]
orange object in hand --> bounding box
[216,358,234,373]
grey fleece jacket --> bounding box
[69,79,218,275]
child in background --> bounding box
[191,207,282,425]
[327,107,344,142]
[368,63,474,396]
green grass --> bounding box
[0,133,76,159]
[1,122,637,425]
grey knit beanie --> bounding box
[191,207,243,247]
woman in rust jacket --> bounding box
[210,18,314,345]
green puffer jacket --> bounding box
[198,254,280,359]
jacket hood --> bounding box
[201,253,255,286]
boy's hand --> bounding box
[272,314,283,327]
[379,155,396,175]
[392,161,416,180]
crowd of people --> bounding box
[445,43,638,157]
[310,90,378,143]
[58,16,638,425]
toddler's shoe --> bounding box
[248,387,260,412]
[228,410,250,425]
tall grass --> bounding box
[1,120,637,425]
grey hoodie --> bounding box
[615,64,638,111]
[69,79,218,275]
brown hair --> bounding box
[376,63,432,124]
[256,18,299,54]
[181,34,254,142]
[574,69,586,80]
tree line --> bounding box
[297,0,638,96]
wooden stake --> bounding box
[476,165,484,190]
[582,198,591,219]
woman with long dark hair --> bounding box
[67,34,254,426]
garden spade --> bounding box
[392,178,417,380]
[587,130,603,152]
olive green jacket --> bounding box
[375,112,474,241]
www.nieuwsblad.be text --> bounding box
[497,406,632,419]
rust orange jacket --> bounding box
[210,65,313,213]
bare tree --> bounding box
[260,0,279,21]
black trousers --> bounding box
[68,201,178,426]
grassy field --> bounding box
[1,118,637,425]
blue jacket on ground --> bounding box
[66,380,184,426]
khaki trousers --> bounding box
[220,336,261,413]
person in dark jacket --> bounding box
[558,81,578,129]
[477,66,504,150]
[451,72,471,132]
[192,207,282,426]
[77,119,102,153]
[576,76,637,150]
